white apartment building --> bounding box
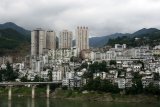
[46,30,56,50]
[59,30,72,49]
[31,28,46,56]
[76,26,89,54]
[115,44,126,50]
[117,78,126,89]
[48,48,77,62]
[52,70,62,81]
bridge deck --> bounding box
[0,81,62,86]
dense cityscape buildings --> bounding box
[1,0,160,106]
[1,25,160,92]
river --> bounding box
[0,96,159,107]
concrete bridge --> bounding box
[0,81,62,100]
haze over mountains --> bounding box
[0,22,160,56]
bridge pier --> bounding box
[8,85,12,100]
[46,84,50,98]
[32,85,36,99]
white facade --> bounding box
[59,30,72,49]
[76,26,89,54]
[93,72,107,79]
[31,59,43,73]
[115,44,126,50]
[31,28,46,56]
[46,30,56,50]
[117,78,126,89]
[52,70,62,81]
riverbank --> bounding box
[53,89,160,103]
[0,87,159,103]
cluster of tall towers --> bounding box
[31,26,89,56]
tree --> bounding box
[153,73,159,80]
[0,71,3,82]
[80,62,88,69]
[99,61,108,72]
[2,62,19,81]
[20,75,28,82]
[109,60,116,66]
[33,75,44,82]
[83,72,93,79]
[144,83,160,95]
[89,62,97,73]
[48,70,53,81]
[131,72,143,94]
[82,77,120,93]
[70,56,79,62]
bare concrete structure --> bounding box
[46,30,56,50]
[59,30,72,49]
[31,28,46,56]
[76,26,89,54]
[0,81,61,100]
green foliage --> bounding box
[107,31,160,47]
[82,72,93,79]
[48,70,53,81]
[0,28,30,56]
[82,61,108,79]
[33,75,44,82]
[0,62,19,82]
[80,62,88,69]
[144,83,160,95]
[134,60,144,70]
[70,56,80,62]
[99,60,108,72]
[153,73,160,81]
[83,78,120,93]
[88,61,108,73]
[89,61,99,73]
[20,75,28,82]
[126,72,143,94]
[109,60,116,66]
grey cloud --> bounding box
[0,0,160,37]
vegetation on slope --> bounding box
[0,28,30,56]
[107,30,160,47]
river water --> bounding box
[0,96,159,107]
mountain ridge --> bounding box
[89,28,160,47]
[0,22,31,36]
[0,22,160,50]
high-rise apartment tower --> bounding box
[59,30,72,49]
[76,26,89,53]
[46,30,56,50]
[31,28,46,56]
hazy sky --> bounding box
[0,0,160,37]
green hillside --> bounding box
[107,29,160,47]
[0,28,30,56]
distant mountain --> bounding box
[0,22,31,36]
[0,28,30,56]
[90,28,160,48]
[107,28,160,47]
[72,33,127,48]
[89,33,130,48]
[133,28,159,36]
[0,28,29,49]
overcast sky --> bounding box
[0,0,160,37]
